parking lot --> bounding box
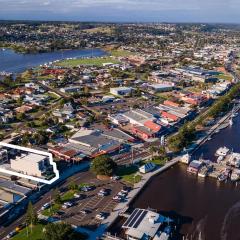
[39,173,130,229]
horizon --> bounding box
[0,0,240,23]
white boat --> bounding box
[229,118,233,126]
[198,166,208,178]
[217,155,224,163]
[215,147,230,157]
[231,171,240,182]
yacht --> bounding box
[229,118,233,126]
[215,147,230,157]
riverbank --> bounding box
[0,48,107,73]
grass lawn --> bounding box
[218,74,233,81]
[12,224,45,240]
[116,165,142,184]
[149,158,167,166]
[42,203,61,217]
[110,49,133,57]
[61,190,75,202]
[56,57,120,67]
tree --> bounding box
[91,155,116,176]
[26,201,38,226]
[44,222,87,240]
[53,189,62,204]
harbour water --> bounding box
[0,48,106,73]
[130,114,240,240]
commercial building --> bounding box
[122,208,172,240]
[148,84,174,93]
[110,87,133,97]
[10,153,51,178]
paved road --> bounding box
[0,169,92,239]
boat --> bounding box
[198,166,208,178]
[215,147,230,157]
[229,118,233,126]
[217,155,224,163]
[217,173,228,182]
[230,171,240,182]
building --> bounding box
[139,162,156,174]
[10,153,51,178]
[0,149,8,164]
[122,109,156,126]
[122,208,172,240]
[110,87,133,97]
[148,84,174,93]
[69,129,122,157]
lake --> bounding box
[0,48,106,73]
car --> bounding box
[95,212,108,220]
[111,175,120,181]
[81,185,95,192]
[98,189,110,196]
[62,201,73,209]
[117,191,127,197]
[6,230,17,239]
[80,209,91,215]
[113,195,122,201]
[15,223,26,232]
[41,202,51,210]
[74,193,85,199]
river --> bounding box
[130,114,240,240]
[0,48,106,73]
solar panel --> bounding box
[132,210,148,228]
[128,209,143,228]
[123,209,139,227]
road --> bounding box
[0,169,92,239]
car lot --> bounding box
[40,176,130,229]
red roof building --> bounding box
[161,111,179,122]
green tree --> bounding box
[44,222,87,240]
[26,201,38,226]
[91,155,116,176]
[53,189,62,204]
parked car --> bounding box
[62,201,74,209]
[41,202,51,210]
[95,212,108,220]
[6,230,17,239]
[15,223,26,232]
[74,193,85,199]
[111,175,120,181]
[81,185,95,192]
[80,209,91,215]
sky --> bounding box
[0,0,240,23]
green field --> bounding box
[56,57,120,67]
[110,49,133,57]
[12,224,45,240]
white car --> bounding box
[95,212,107,220]
[41,202,51,210]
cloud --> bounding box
[0,0,239,22]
